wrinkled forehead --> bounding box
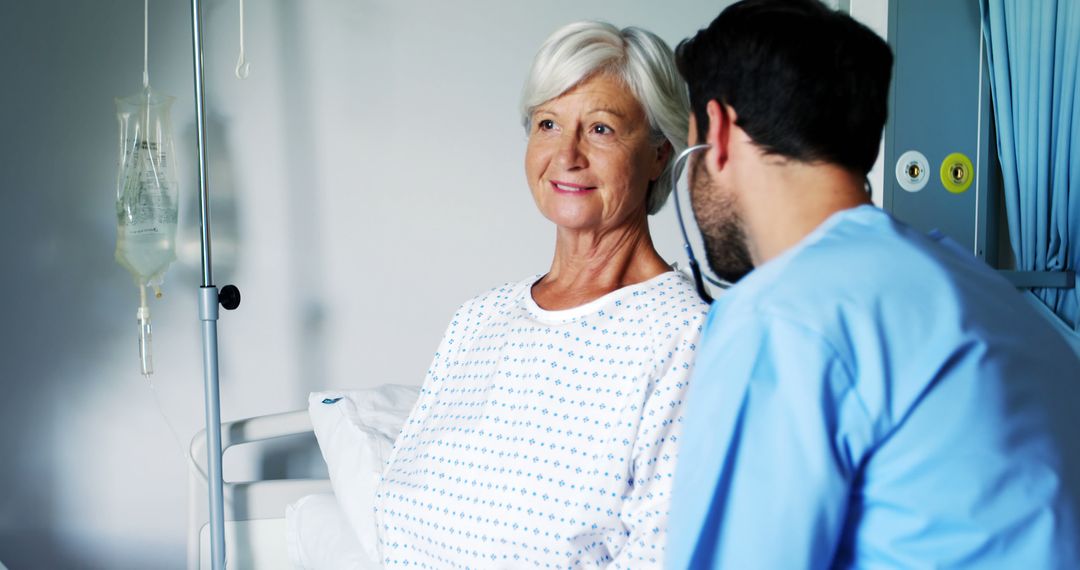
[531,73,648,123]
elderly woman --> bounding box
[375,21,708,567]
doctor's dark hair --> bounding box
[675,0,893,176]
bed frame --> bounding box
[187,410,329,570]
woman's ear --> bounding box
[651,140,673,181]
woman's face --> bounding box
[525,74,666,234]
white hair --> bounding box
[520,21,690,215]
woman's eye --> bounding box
[591,124,613,135]
[537,119,555,131]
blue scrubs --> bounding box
[667,206,1080,569]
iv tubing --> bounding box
[235,0,249,79]
[138,284,152,377]
[143,0,149,88]
[190,0,226,567]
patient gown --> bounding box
[376,270,708,568]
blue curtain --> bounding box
[981,0,1080,330]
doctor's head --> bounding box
[520,21,689,234]
[676,0,893,281]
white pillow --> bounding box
[286,493,372,569]
[308,385,420,565]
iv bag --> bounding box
[114,86,179,287]
[115,86,180,377]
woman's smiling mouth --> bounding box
[550,180,597,194]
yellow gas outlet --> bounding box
[940,152,974,194]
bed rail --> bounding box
[187,410,331,570]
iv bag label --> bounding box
[119,138,177,234]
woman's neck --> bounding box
[532,218,670,310]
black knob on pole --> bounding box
[219,285,241,310]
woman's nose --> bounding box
[556,133,587,170]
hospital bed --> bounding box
[188,409,330,569]
[187,384,418,569]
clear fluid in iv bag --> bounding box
[116,220,178,284]
[114,88,179,286]
[115,144,178,282]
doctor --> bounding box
[666,0,1080,568]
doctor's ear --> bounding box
[704,100,736,171]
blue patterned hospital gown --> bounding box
[375,271,708,568]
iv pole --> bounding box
[190,0,241,567]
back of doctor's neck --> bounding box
[738,155,872,267]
